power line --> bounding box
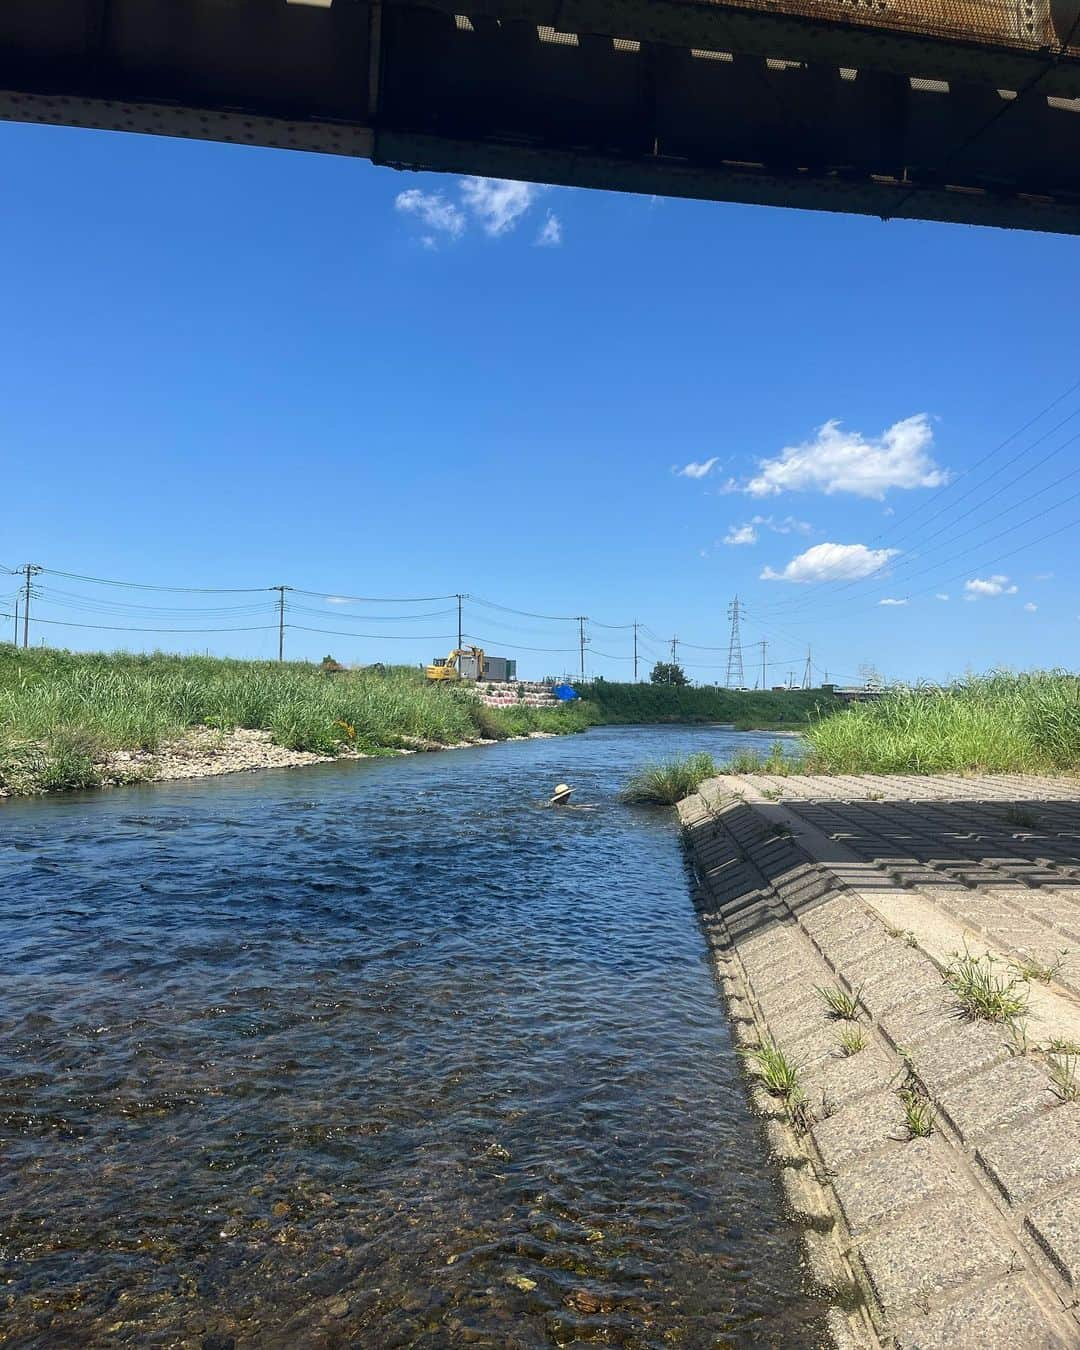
[759,377,1080,617]
[287,624,459,641]
[291,587,457,603]
[41,566,270,594]
[468,594,578,622]
[461,632,578,653]
[769,419,1080,616]
[3,615,278,634]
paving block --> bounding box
[905,1021,1009,1096]
[801,1225,849,1295]
[878,991,960,1049]
[797,893,869,943]
[811,1089,908,1173]
[784,1020,848,1070]
[841,938,931,988]
[1025,1189,1080,1289]
[937,1055,1057,1144]
[854,1194,1014,1314]
[780,1162,830,1223]
[824,1307,875,1349]
[725,905,787,942]
[976,1103,1080,1207]
[767,996,832,1045]
[833,1138,959,1237]
[889,1275,1073,1349]
[745,951,810,996]
[755,978,820,1019]
[763,1117,803,1166]
[817,924,894,972]
[802,1044,896,1116]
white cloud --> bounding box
[724,523,758,546]
[1035,572,1054,581]
[460,177,542,235]
[964,575,1018,599]
[721,514,812,547]
[761,542,899,584]
[535,212,562,247]
[674,457,719,479]
[935,593,950,601]
[1024,602,1038,613]
[879,597,909,606]
[744,415,947,500]
[325,596,352,605]
[394,188,465,240]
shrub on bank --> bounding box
[0,646,588,794]
[621,752,719,805]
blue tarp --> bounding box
[552,684,578,701]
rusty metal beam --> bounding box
[1,0,1080,234]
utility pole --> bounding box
[670,635,678,665]
[802,646,812,690]
[633,622,639,682]
[273,585,290,662]
[20,564,41,650]
[757,638,767,690]
[456,594,465,651]
[725,596,745,688]
[577,616,587,681]
[12,596,18,647]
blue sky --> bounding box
[2,120,1077,684]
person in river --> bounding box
[548,783,596,810]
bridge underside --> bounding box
[2,0,1080,232]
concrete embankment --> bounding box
[679,773,1080,1348]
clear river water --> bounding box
[1,724,826,1348]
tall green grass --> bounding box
[803,672,1080,775]
[621,752,718,805]
[0,646,588,794]
[579,680,840,730]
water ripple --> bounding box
[0,726,824,1347]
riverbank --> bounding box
[680,772,1080,1346]
[0,646,587,795]
[579,679,839,730]
[51,723,556,795]
[736,672,1080,777]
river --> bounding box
[0,725,826,1347]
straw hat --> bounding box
[551,783,574,802]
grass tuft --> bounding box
[742,1037,801,1097]
[621,752,718,805]
[720,741,802,776]
[817,985,862,1021]
[1010,951,1068,985]
[943,948,1029,1025]
[742,1038,814,1132]
[838,1026,866,1056]
[1049,1054,1079,1102]
[899,1087,935,1138]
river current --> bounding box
[1,725,826,1347]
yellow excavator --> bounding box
[425,646,486,682]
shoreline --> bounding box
[0,725,559,801]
